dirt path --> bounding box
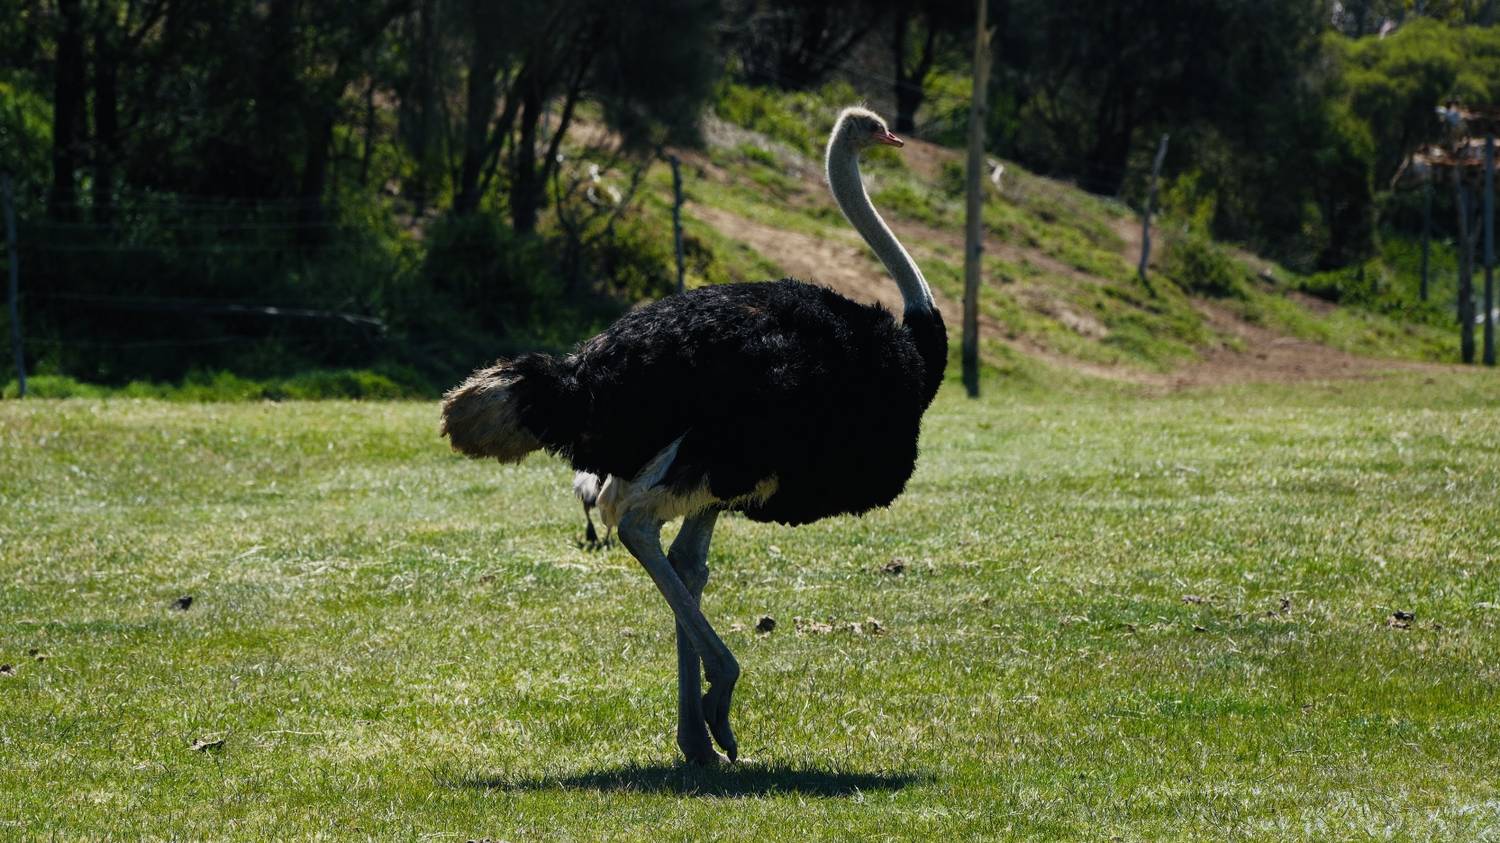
[1166,303,1455,388]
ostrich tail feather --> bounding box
[440,362,544,463]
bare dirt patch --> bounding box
[1166,302,1452,388]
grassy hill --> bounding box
[631,84,1458,387]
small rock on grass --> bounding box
[1387,610,1415,630]
[172,595,194,611]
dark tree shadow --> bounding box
[448,761,930,798]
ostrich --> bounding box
[441,107,947,765]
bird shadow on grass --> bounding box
[449,761,930,798]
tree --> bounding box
[444,0,720,232]
[48,0,85,220]
[997,0,1324,198]
[728,0,878,90]
[887,0,967,133]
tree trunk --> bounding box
[893,3,938,135]
[360,79,377,187]
[455,35,499,215]
[406,0,438,213]
[297,113,335,251]
[1083,87,1134,197]
[92,21,120,224]
[509,87,543,234]
[254,0,300,198]
[49,0,87,221]
[892,2,915,134]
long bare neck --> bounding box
[825,138,935,318]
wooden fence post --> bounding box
[669,155,685,295]
[1139,134,1170,289]
[1485,136,1495,366]
[3,174,24,398]
[1457,166,1475,364]
[961,0,990,399]
[1420,180,1432,302]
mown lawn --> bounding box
[2,372,1498,840]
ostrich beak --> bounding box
[874,128,904,147]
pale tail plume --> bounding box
[440,363,543,463]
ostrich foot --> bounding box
[703,676,738,761]
[578,503,611,551]
[678,731,727,766]
[577,531,612,552]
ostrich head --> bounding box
[831,106,904,151]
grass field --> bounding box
[2,371,1499,840]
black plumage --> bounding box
[499,279,945,525]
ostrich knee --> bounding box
[618,510,737,685]
[669,509,719,598]
[673,556,709,596]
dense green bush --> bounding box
[419,212,558,334]
[590,213,677,302]
[1162,232,1248,299]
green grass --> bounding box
[3,372,1500,839]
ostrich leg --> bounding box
[618,510,739,764]
[667,510,720,763]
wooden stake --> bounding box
[3,174,23,398]
[1138,133,1169,289]
[961,0,990,399]
[1420,180,1431,302]
[1485,136,1495,366]
[1457,166,1475,364]
[670,155,685,295]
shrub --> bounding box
[1162,232,1247,298]
[4,369,425,401]
[3,375,107,399]
[419,212,557,333]
[590,213,676,302]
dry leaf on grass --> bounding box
[190,735,225,752]
[794,616,834,635]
